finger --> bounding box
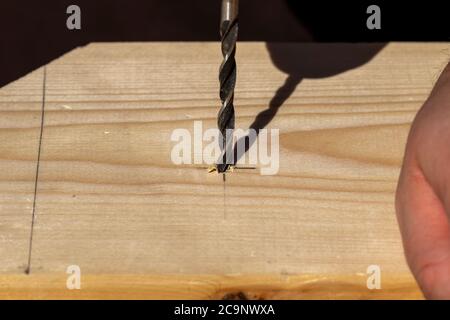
[396,158,450,299]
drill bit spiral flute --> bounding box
[216,0,239,173]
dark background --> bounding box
[0,0,449,88]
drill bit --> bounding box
[216,0,239,173]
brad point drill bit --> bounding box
[216,0,239,173]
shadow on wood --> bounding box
[233,43,386,164]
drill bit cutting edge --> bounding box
[216,0,239,173]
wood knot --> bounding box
[221,291,248,300]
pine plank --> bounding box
[1,42,449,298]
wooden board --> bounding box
[1,42,449,299]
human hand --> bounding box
[396,62,450,299]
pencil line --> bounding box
[25,67,46,274]
[223,173,227,220]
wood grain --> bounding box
[1,42,449,299]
